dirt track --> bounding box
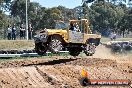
[0,45,132,88]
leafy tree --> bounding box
[57,6,76,21]
[0,0,11,11]
[118,8,132,37]
[38,7,61,29]
[82,1,89,18]
[89,1,125,36]
[0,0,12,38]
[28,2,41,30]
[10,0,30,22]
[7,0,132,38]
[83,0,95,3]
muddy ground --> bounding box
[0,45,131,88]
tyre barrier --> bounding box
[111,43,122,52]
[106,41,132,52]
[0,49,36,54]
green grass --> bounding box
[0,40,35,62]
[0,40,34,50]
[101,37,132,43]
[0,38,131,50]
[0,38,131,62]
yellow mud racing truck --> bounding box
[34,19,101,56]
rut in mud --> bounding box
[0,45,131,88]
[24,58,78,66]
[0,56,131,88]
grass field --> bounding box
[0,40,34,50]
[0,38,131,50]
[0,38,131,62]
[101,37,132,43]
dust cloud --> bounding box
[93,45,132,62]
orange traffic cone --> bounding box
[81,68,88,78]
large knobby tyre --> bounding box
[84,43,96,56]
[111,44,122,52]
[35,43,47,55]
[123,44,132,51]
[68,48,81,56]
[49,36,63,53]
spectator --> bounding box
[75,23,80,32]
[20,26,23,39]
[20,24,25,39]
[110,32,117,41]
[69,23,74,31]
[7,25,12,40]
[28,24,33,40]
[23,26,26,39]
[69,23,78,31]
[12,24,16,40]
[113,32,117,40]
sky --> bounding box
[31,0,83,8]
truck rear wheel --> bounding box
[35,43,47,55]
[49,36,63,53]
[84,44,96,56]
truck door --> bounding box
[68,30,84,43]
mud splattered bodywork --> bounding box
[34,19,101,56]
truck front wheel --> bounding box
[49,36,63,53]
[35,43,47,55]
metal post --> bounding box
[81,0,84,32]
[80,10,83,32]
[26,0,28,40]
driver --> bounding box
[75,23,80,32]
[70,23,80,32]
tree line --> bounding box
[0,0,132,38]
